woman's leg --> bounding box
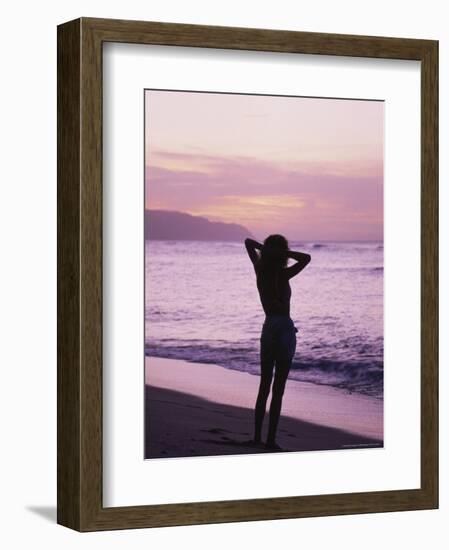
[266,358,292,447]
[254,359,275,442]
[266,322,296,448]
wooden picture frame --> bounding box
[57,17,438,531]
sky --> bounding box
[145,90,384,241]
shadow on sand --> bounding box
[145,385,382,459]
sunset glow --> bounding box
[145,90,384,241]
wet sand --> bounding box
[145,356,383,459]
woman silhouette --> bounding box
[244,235,311,450]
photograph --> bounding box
[144,88,384,459]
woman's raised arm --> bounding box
[284,249,311,279]
[244,237,263,266]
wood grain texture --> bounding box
[57,17,439,532]
[84,16,433,59]
[57,18,81,531]
[420,41,439,505]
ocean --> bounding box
[145,240,384,399]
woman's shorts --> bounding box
[260,315,298,363]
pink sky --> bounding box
[145,90,383,241]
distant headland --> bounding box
[145,209,253,241]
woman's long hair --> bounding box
[258,234,289,272]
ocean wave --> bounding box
[145,341,383,398]
[318,265,383,273]
[294,242,383,253]
[290,357,383,397]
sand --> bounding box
[145,356,383,459]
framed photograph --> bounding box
[57,17,438,531]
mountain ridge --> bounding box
[145,209,253,241]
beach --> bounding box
[145,356,383,459]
